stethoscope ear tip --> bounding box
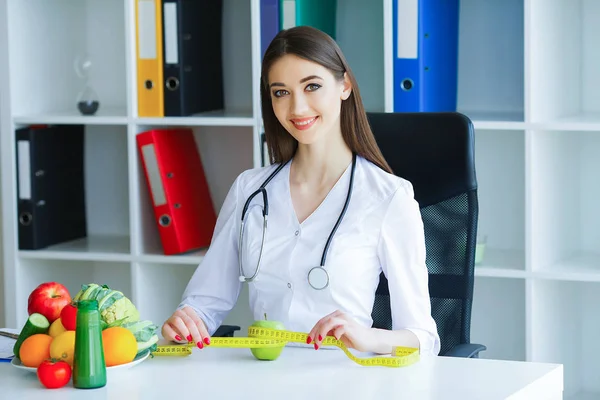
[239,276,246,282]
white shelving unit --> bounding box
[0,0,598,398]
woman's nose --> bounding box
[290,93,309,115]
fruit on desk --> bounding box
[48,318,67,338]
[49,330,76,366]
[19,333,53,368]
[250,319,286,361]
[59,303,77,330]
[102,326,138,366]
[13,313,50,358]
[37,359,72,389]
[27,282,72,323]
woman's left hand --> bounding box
[307,310,375,352]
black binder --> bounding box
[16,124,87,250]
[161,0,224,116]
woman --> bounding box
[161,26,441,357]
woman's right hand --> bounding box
[161,306,211,349]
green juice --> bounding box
[72,299,107,389]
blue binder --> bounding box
[261,0,280,58]
[393,0,460,112]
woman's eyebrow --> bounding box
[269,75,324,88]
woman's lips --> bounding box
[291,116,318,130]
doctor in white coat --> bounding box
[161,26,441,357]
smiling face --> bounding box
[267,54,352,147]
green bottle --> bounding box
[73,299,107,389]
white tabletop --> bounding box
[0,344,563,399]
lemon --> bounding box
[48,318,67,338]
[50,330,76,366]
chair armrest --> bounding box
[213,325,241,337]
[443,343,487,358]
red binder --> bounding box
[136,128,217,255]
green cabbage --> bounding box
[73,283,140,327]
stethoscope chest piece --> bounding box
[307,266,329,290]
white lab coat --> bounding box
[179,155,441,356]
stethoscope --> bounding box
[238,153,357,290]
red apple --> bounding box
[27,282,72,323]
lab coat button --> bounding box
[294,230,299,236]
[287,283,292,289]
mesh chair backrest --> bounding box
[366,112,478,356]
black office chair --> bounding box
[366,111,486,358]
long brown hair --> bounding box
[260,26,392,174]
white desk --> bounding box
[0,346,563,399]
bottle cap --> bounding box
[77,299,99,311]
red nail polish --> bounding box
[306,336,312,344]
[187,335,192,342]
[318,334,323,341]
[314,343,319,350]
[204,337,210,345]
[175,335,182,341]
[197,342,204,349]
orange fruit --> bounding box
[19,333,53,367]
[101,327,137,367]
[50,330,76,366]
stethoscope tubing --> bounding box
[238,153,357,286]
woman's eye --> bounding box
[306,83,321,91]
[273,89,288,98]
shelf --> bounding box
[134,109,256,127]
[13,107,129,125]
[530,280,600,397]
[15,259,132,328]
[18,235,131,262]
[6,0,127,117]
[470,277,526,361]
[132,125,254,255]
[137,251,206,266]
[465,111,527,130]
[528,0,600,122]
[530,130,600,274]
[457,0,524,121]
[531,112,600,131]
[474,248,526,278]
[535,252,600,282]
[475,129,525,270]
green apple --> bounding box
[250,318,286,361]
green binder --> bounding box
[279,0,337,40]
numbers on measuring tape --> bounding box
[152,327,420,368]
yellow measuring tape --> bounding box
[152,326,419,368]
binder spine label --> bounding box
[396,0,418,59]
[138,0,157,59]
[141,144,167,206]
[163,2,179,64]
[17,140,31,200]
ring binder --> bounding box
[15,125,87,250]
